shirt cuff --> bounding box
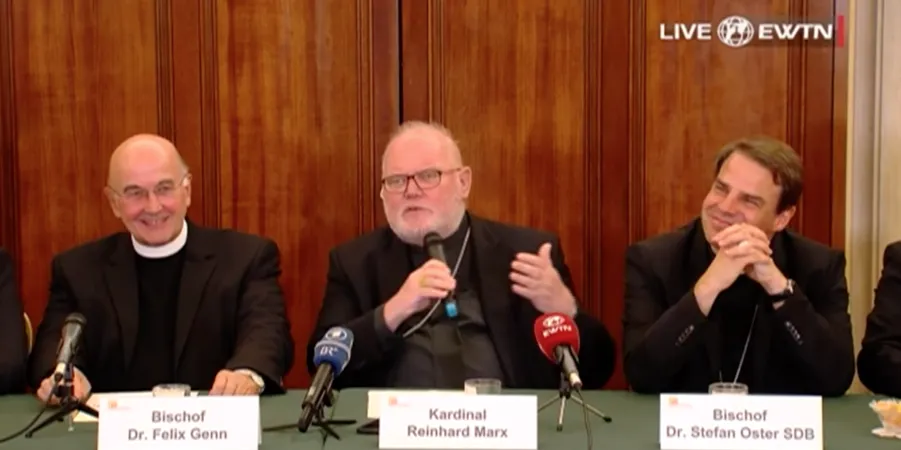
[234,369,265,393]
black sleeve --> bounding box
[28,256,89,388]
[306,249,403,389]
[858,243,901,397]
[223,239,295,394]
[768,251,854,397]
[0,250,27,395]
[622,244,708,394]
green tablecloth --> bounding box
[0,390,893,449]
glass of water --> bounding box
[709,382,749,395]
[464,378,502,395]
[152,383,191,397]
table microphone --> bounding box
[53,313,87,382]
[533,313,582,390]
[298,327,353,432]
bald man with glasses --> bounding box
[28,134,294,403]
[307,121,616,391]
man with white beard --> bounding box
[307,121,615,390]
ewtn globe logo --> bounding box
[658,14,845,48]
[718,16,754,48]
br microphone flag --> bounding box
[312,327,354,374]
[533,312,580,360]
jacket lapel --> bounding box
[469,217,521,387]
[105,234,140,369]
[173,223,217,368]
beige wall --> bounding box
[846,0,901,393]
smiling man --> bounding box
[621,136,853,396]
[308,121,616,390]
[28,134,293,402]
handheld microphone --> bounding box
[53,313,87,382]
[533,313,582,390]
[423,232,458,318]
[298,327,353,432]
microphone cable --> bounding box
[0,395,53,444]
[574,387,593,450]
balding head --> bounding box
[382,121,463,174]
[380,121,471,245]
[104,133,192,246]
[107,134,187,187]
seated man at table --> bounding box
[857,243,901,397]
[307,121,616,390]
[622,136,853,396]
[0,248,28,395]
[28,133,294,404]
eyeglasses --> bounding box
[109,173,190,206]
[381,168,462,193]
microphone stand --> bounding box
[537,374,612,431]
[25,363,99,438]
[264,390,356,441]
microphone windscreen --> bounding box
[312,327,354,375]
[533,313,580,362]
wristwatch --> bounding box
[235,369,265,394]
[770,278,796,301]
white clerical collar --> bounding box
[132,219,188,258]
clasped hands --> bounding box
[385,242,576,326]
[36,368,259,405]
[696,223,789,300]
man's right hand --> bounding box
[693,239,772,315]
[36,369,91,405]
[383,259,456,332]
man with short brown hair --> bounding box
[622,136,853,396]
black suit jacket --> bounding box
[622,218,853,396]
[858,242,901,397]
[27,223,294,394]
[307,215,616,390]
[0,248,27,395]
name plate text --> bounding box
[660,394,823,450]
[379,393,537,449]
[98,395,260,450]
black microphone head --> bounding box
[64,313,86,327]
[423,232,443,247]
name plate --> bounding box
[98,396,260,450]
[659,394,823,450]
[379,393,537,449]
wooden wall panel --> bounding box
[214,0,398,388]
[9,0,168,325]
[401,0,598,370]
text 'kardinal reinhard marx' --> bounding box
[406,408,510,438]
[126,410,229,442]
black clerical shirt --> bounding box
[124,250,185,390]
[374,216,506,388]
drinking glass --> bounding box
[708,382,749,395]
[464,378,502,395]
[152,383,191,397]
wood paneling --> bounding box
[0,0,846,390]
[9,0,162,324]
[214,0,398,388]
